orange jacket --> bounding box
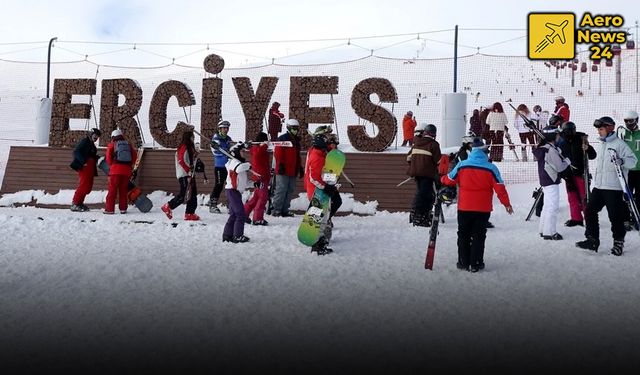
[402,115,417,141]
[441,148,511,212]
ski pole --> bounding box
[397,177,414,187]
[341,171,356,188]
[191,127,261,178]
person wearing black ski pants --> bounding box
[457,211,491,268]
[584,188,628,244]
[412,176,435,222]
[168,176,198,214]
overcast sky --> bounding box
[1,0,638,66]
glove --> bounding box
[69,160,82,171]
[254,180,263,189]
[323,183,337,196]
[614,158,624,166]
[278,164,285,175]
[298,166,304,179]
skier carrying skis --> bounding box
[223,142,253,243]
[161,131,200,221]
[304,131,342,255]
[271,119,302,217]
[558,121,596,227]
[441,138,513,272]
[619,110,640,229]
[244,132,271,226]
[576,117,637,255]
[208,120,233,214]
[532,126,572,240]
[407,123,441,227]
[104,129,137,214]
[69,128,101,212]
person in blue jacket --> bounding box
[208,120,233,213]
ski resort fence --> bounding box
[1,49,638,185]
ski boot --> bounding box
[409,210,415,224]
[543,233,563,240]
[412,213,428,227]
[252,219,268,226]
[611,240,624,256]
[311,237,333,256]
[232,235,250,243]
[564,219,584,227]
[222,234,234,242]
[576,236,600,252]
[184,213,201,221]
[161,203,173,219]
[208,198,221,214]
[70,203,83,212]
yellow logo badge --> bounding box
[528,13,575,59]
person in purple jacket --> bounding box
[532,126,572,240]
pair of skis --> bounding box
[608,148,640,233]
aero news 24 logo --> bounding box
[528,13,575,60]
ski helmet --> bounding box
[312,134,327,149]
[561,121,576,137]
[542,126,560,142]
[285,119,300,133]
[548,114,563,127]
[533,105,542,113]
[229,141,246,158]
[555,95,565,103]
[425,124,437,136]
[623,110,639,130]
[217,120,231,129]
[593,116,615,128]
[111,129,123,138]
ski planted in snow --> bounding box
[425,197,443,270]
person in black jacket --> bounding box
[559,121,596,226]
[69,128,101,211]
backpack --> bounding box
[113,140,132,163]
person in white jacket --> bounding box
[514,103,536,161]
[222,142,253,243]
[486,102,508,162]
[576,116,638,255]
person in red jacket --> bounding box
[304,131,342,255]
[553,96,570,122]
[268,102,285,141]
[104,129,137,214]
[161,131,200,221]
[244,132,271,225]
[441,138,513,272]
[271,119,302,217]
[401,111,417,146]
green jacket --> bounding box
[620,128,640,171]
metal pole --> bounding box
[46,37,58,98]
[636,21,638,93]
[616,50,622,93]
[453,25,458,93]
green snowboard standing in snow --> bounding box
[297,149,346,247]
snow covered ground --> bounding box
[1,182,639,372]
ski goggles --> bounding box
[593,119,614,128]
[624,118,638,125]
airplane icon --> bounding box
[534,19,569,53]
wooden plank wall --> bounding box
[1,146,416,212]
